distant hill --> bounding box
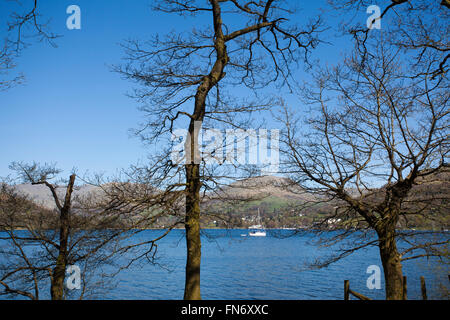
[209,175,314,201]
[14,184,101,209]
[9,170,449,230]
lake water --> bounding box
[1,229,448,300]
[102,229,448,300]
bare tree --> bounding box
[7,162,77,299]
[1,0,58,90]
[330,0,449,78]
[0,182,49,299]
[278,38,449,300]
[0,162,139,300]
[114,0,323,299]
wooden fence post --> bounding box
[344,280,350,301]
[420,276,427,300]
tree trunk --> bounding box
[184,163,202,300]
[377,223,404,300]
[182,0,228,300]
[50,174,75,300]
[50,246,68,300]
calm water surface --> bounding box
[0,229,448,300]
[103,229,448,300]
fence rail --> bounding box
[344,280,372,300]
[345,275,449,300]
[344,276,429,300]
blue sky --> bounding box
[0,0,363,179]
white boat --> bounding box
[249,230,266,237]
[248,209,266,237]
